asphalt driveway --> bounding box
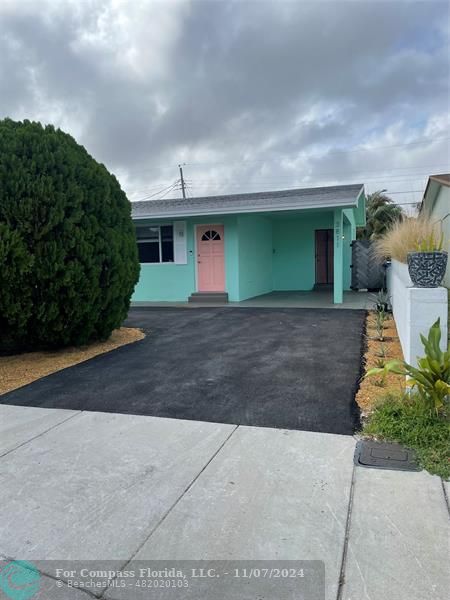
[0,307,365,434]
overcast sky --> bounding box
[1,0,449,210]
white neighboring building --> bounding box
[420,174,450,288]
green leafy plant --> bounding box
[366,319,450,414]
[415,227,444,252]
[0,119,140,353]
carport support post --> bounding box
[333,209,344,304]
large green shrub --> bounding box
[0,119,140,353]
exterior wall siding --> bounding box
[132,209,358,302]
[132,215,239,302]
[237,214,273,300]
[272,212,334,291]
[429,186,450,288]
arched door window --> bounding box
[201,230,221,241]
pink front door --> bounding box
[197,225,225,291]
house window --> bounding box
[136,225,174,263]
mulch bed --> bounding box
[0,327,145,395]
[356,312,405,416]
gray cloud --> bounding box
[0,0,449,209]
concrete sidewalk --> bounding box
[0,405,448,600]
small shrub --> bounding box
[374,216,444,263]
[375,343,388,359]
[371,289,391,313]
[373,378,386,388]
[375,310,386,341]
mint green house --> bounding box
[131,184,366,304]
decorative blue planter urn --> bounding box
[407,251,448,288]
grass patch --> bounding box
[363,393,450,479]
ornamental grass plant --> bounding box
[374,216,445,263]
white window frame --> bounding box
[137,224,173,264]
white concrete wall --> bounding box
[387,259,448,366]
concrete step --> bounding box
[188,292,229,303]
[313,283,333,291]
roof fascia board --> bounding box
[132,194,362,220]
[430,176,450,188]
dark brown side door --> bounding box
[315,229,334,284]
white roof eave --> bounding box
[132,197,360,221]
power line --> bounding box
[119,134,450,177]
[127,164,448,194]
[385,190,423,194]
[190,172,446,185]
[135,181,178,201]
[254,163,450,177]
[157,184,179,200]
[301,135,450,157]
[184,135,450,167]
[188,166,449,186]
[128,183,173,196]
[126,162,449,196]
[129,161,449,202]
[188,176,428,189]
[164,166,449,196]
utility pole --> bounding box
[178,164,186,199]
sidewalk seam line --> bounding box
[0,555,98,599]
[0,410,83,459]
[336,462,357,600]
[99,423,240,599]
[440,478,450,518]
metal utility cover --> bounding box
[354,440,421,471]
